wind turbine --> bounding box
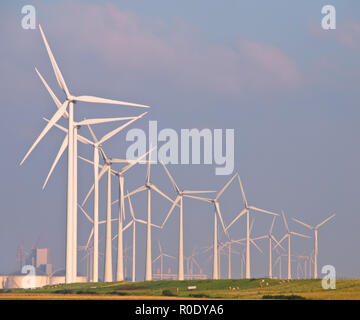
[153,241,176,280]
[292,213,335,278]
[160,163,215,280]
[225,175,278,279]
[123,158,178,281]
[183,173,237,279]
[218,241,241,279]
[184,248,202,279]
[80,147,154,282]
[250,216,284,278]
[44,114,145,282]
[20,25,149,283]
[232,218,265,278]
[78,204,114,282]
[125,192,162,282]
[43,112,143,282]
[274,210,310,279]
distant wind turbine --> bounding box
[225,175,278,279]
[292,213,335,278]
[274,210,310,279]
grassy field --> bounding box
[1,278,359,300]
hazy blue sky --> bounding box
[0,0,359,279]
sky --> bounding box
[0,0,359,279]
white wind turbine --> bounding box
[20,25,149,283]
[123,158,178,281]
[250,216,284,279]
[153,241,176,280]
[292,213,335,279]
[274,210,310,280]
[79,122,149,282]
[160,163,216,280]
[124,192,162,282]
[183,173,237,279]
[218,241,241,279]
[43,114,145,282]
[225,175,278,279]
[232,218,265,278]
[80,147,154,282]
[77,205,115,282]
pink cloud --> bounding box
[308,19,360,49]
[7,1,302,102]
[337,21,360,48]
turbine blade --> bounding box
[127,194,135,219]
[42,134,68,189]
[269,216,276,233]
[75,95,150,108]
[149,183,177,204]
[183,190,216,194]
[252,235,267,241]
[43,117,93,146]
[281,210,289,232]
[86,228,94,249]
[81,164,108,206]
[237,174,248,208]
[250,218,255,235]
[249,206,278,216]
[214,201,228,238]
[120,145,156,175]
[161,162,180,194]
[270,234,284,251]
[20,101,68,165]
[250,239,263,253]
[274,234,287,250]
[146,145,152,184]
[161,196,180,228]
[292,218,313,230]
[87,124,98,143]
[78,204,93,223]
[123,220,133,232]
[183,194,213,203]
[124,185,147,199]
[135,218,147,225]
[215,173,238,200]
[39,25,69,97]
[78,116,136,126]
[35,67,69,118]
[316,214,336,229]
[99,112,147,144]
[225,208,247,231]
[290,231,311,239]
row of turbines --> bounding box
[20,25,335,284]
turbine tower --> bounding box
[274,210,310,279]
[292,213,335,278]
[225,175,278,279]
[161,163,215,280]
[183,173,238,279]
[124,158,177,281]
[44,115,144,282]
[20,25,149,283]
[251,216,284,278]
[153,241,175,280]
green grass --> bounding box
[1,278,360,300]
